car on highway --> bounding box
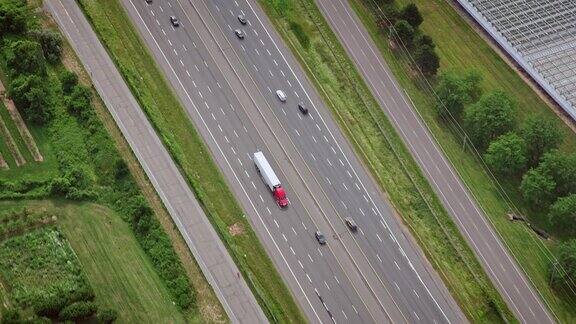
[170,16,179,27]
[298,102,308,115]
[315,231,327,245]
[235,29,245,39]
[237,14,247,25]
[145,0,152,3]
[276,90,287,102]
[345,217,358,232]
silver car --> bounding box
[276,90,287,102]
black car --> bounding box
[145,0,152,3]
[315,231,327,245]
[170,16,179,27]
[238,14,247,25]
[298,102,308,115]
[345,217,358,232]
[235,29,245,39]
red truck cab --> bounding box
[273,186,289,208]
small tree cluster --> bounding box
[8,74,50,124]
[30,29,63,64]
[0,0,29,35]
[434,70,481,119]
[384,2,439,76]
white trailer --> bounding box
[253,151,288,207]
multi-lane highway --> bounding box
[314,0,556,323]
[118,0,469,322]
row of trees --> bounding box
[374,0,440,76]
[434,70,576,293]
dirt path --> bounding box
[0,153,8,170]
[0,113,25,167]
[4,99,43,162]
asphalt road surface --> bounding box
[44,0,267,322]
[121,0,466,322]
[314,0,556,323]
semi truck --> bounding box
[253,151,289,208]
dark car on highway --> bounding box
[235,29,245,39]
[298,102,308,115]
[170,16,179,27]
[238,14,247,25]
[315,231,327,245]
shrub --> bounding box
[0,0,29,35]
[66,84,92,117]
[1,308,22,324]
[4,39,46,76]
[58,301,97,321]
[30,29,63,64]
[97,308,118,323]
[289,21,310,49]
[60,71,78,94]
[114,159,129,180]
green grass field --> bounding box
[76,0,304,322]
[259,0,513,322]
[349,0,576,321]
[0,200,187,323]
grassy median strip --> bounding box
[350,0,576,321]
[76,0,304,322]
[259,0,514,322]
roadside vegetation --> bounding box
[76,0,304,322]
[350,0,576,321]
[260,0,513,322]
[0,0,215,322]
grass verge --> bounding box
[0,200,186,323]
[349,0,576,321]
[76,0,304,322]
[258,0,514,322]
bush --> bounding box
[114,159,129,180]
[30,29,63,64]
[96,308,118,323]
[4,39,46,76]
[1,308,22,324]
[401,3,423,28]
[60,71,79,94]
[0,0,29,35]
[289,21,310,49]
[58,301,97,321]
[66,84,92,117]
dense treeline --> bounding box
[0,0,195,319]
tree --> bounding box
[401,3,423,28]
[520,169,556,209]
[30,29,63,64]
[58,301,97,321]
[8,74,50,124]
[0,0,29,35]
[434,70,482,119]
[550,239,576,293]
[414,33,434,49]
[66,84,92,117]
[393,20,414,46]
[549,194,576,234]
[521,115,562,166]
[5,40,46,76]
[463,90,516,149]
[414,44,440,77]
[537,150,576,197]
[484,132,527,177]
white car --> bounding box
[276,90,287,102]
